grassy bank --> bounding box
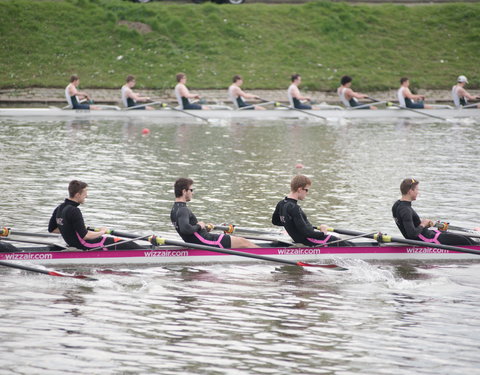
[0,0,479,91]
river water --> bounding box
[1,116,479,374]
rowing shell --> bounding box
[0,107,479,121]
[1,243,480,266]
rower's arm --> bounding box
[349,89,368,99]
[272,203,282,226]
[291,206,318,238]
[398,206,423,239]
[239,89,258,100]
[83,228,106,240]
[403,88,424,101]
[458,87,477,100]
[130,92,150,102]
[177,207,200,235]
[48,207,59,233]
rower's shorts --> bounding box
[294,103,312,110]
[238,102,254,110]
[183,103,202,110]
[73,103,91,110]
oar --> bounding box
[328,227,480,256]
[209,224,284,236]
[88,227,347,270]
[386,102,446,121]
[318,231,378,246]
[462,103,479,109]
[0,260,97,280]
[149,235,347,270]
[124,101,162,110]
[259,97,327,121]
[1,237,67,247]
[367,96,446,120]
[434,221,479,234]
[237,101,275,110]
[161,103,209,123]
[1,227,60,238]
[349,101,385,110]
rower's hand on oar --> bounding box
[205,223,214,232]
[420,219,433,228]
[317,224,329,234]
[197,221,207,230]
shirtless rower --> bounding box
[397,77,432,109]
[48,180,141,250]
[228,75,265,110]
[65,75,100,110]
[337,75,377,109]
[451,75,480,108]
[392,178,476,245]
[121,75,154,110]
[174,73,209,110]
[272,175,351,247]
[171,178,258,248]
[287,74,314,110]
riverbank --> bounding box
[1,0,479,91]
[0,87,472,106]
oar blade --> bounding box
[0,260,97,281]
[48,270,98,281]
[296,261,348,271]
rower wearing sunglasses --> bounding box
[171,178,258,249]
[272,175,350,246]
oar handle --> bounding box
[1,227,60,238]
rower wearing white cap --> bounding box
[397,77,432,109]
[451,75,480,108]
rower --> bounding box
[287,74,314,110]
[48,180,142,250]
[174,73,209,110]
[452,75,480,108]
[228,75,265,110]
[272,175,352,246]
[121,75,154,110]
[65,75,100,110]
[392,178,476,245]
[397,77,432,109]
[171,178,258,248]
[337,75,377,109]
